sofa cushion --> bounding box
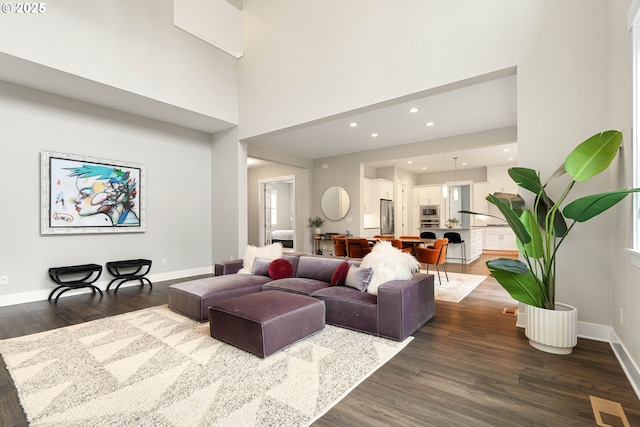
[268,258,294,279]
[344,266,373,292]
[311,286,378,334]
[262,277,330,296]
[296,256,348,283]
[330,261,350,286]
[252,257,272,276]
[168,274,272,322]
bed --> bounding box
[271,229,294,248]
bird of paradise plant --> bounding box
[462,130,640,309]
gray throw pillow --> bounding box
[252,257,272,276]
[344,266,374,292]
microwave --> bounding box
[420,205,439,218]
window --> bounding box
[630,1,640,266]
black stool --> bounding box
[443,232,466,264]
[48,264,103,303]
[106,259,153,293]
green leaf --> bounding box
[565,131,622,182]
[535,193,568,237]
[519,210,544,259]
[563,189,640,222]
[491,192,525,209]
[487,258,546,307]
[487,194,531,243]
[508,167,542,195]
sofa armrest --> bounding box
[214,259,243,276]
[377,273,435,341]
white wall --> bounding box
[0,81,214,305]
[0,0,238,124]
[247,163,311,252]
[239,0,637,358]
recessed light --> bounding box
[371,133,378,138]
[426,122,435,127]
[462,162,468,166]
[409,107,419,113]
[407,161,413,164]
[421,166,427,170]
[503,148,510,152]
[508,157,514,161]
[349,122,358,127]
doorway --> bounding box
[258,175,296,251]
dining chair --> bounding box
[345,238,373,258]
[333,235,347,257]
[414,238,449,285]
[399,235,423,254]
[389,239,412,253]
[420,231,436,239]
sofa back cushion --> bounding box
[296,256,350,283]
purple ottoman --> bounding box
[209,290,325,358]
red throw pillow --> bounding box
[331,261,351,286]
[268,258,294,280]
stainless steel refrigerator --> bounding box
[380,199,394,235]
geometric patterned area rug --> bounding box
[420,271,487,303]
[0,305,412,427]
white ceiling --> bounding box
[247,73,517,173]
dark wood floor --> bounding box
[1,254,639,426]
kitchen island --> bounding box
[421,227,483,264]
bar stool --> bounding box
[443,232,466,264]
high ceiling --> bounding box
[246,73,517,173]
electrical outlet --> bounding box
[620,308,624,326]
[162,259,167,266]
[0,275,8,285]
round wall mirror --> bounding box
[321,186,351,221]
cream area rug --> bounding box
[420,271,488,303]
[0,305,412,427]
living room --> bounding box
[1,0,640,424]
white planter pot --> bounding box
[525,303,578,355]
[315,227,321,234]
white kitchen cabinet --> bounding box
[472,182,489,226]
[483,226,518,251]
[363,178,372,213]
[487,165,518,195]
[415,185,442,206]
[469,228,483,260]
[378,179,394,200]
[363,178,393,229]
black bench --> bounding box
[106,259,152,293]
[48,264,103,304]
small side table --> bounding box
[48,264,103,304]
[106,259,153,293]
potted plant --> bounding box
[462,130,640,354]
[446,218,460,228]
[308,216,324,234]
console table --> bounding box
[48,264,103,304]
[106,259,153,293]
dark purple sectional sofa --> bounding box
[168,253,435,342]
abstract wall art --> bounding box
[41,151,146,234]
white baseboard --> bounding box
[0,266,213,308]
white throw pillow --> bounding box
[360,240,420,295]
[237,243,284,274]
